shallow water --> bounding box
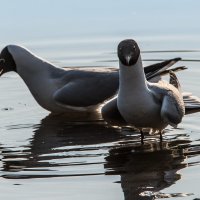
[0,1,200,200]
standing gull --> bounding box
[0,45,185,114]
[102,39,200,141]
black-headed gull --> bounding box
[102,39,200,141]
[0,44,185,114]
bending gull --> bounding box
[0,45,186,114]
[102,39,200,141]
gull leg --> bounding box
[159,131,163,143]
[140,130,144,144]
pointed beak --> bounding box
[127,55,131,64]
[125,55,132,66]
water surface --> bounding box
[0,0,200,199]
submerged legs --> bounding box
[139,129,163,144]
[140,130,144,144]
[159,131,163,142]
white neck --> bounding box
[118,55,148,95]
[7,45,58,79]
[6,45,65,112]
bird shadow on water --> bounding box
[0,113,200,199]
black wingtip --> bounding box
[185,107,200,115]
[156,66,187,78]
[144,57,182,74]
[174,57,182,61]
[181,66,187,70]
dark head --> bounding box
[117,39,140,66]
[0,46,16,76]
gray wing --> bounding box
[53,70,119,107]
[160,72,185,127]
[54,57,184,108]
[160,94,185,128]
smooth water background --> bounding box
[0,0,200,199]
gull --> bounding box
[0,44,186,114]
[102,39,200,141]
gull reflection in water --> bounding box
[1,113,123,178]
[0,113,199,199]
[104,135,196,200]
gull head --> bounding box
[117,39,140,66]
[0,46,16,76]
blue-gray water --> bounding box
[0,1,200,199]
